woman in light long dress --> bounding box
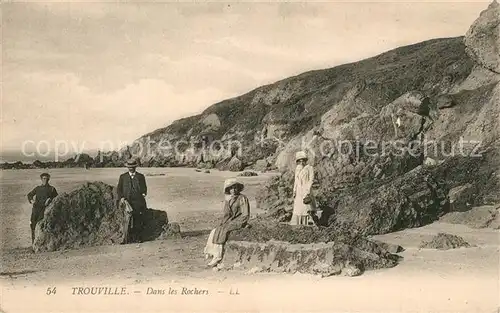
[204,178,250,267]
[290,151,315,226]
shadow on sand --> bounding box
[0,269,38,277]
[181,229,212,238]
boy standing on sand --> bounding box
[27,173,58,244]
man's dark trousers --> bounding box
[30,206,45,244]
[129,197,146,242]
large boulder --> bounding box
[464,0,500,74]
[318,166,449,235]
[33,182,170,252]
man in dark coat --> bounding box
[27,173,58,244]
[117,158,148,243]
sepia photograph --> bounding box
[1,1,499,312]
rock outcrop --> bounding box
[318,166,449,235]
[257,165,450,236]
[33,182,175,252]
[222,220,400,276]
[464,0,500,74]
[254,3,500,235]
[223,240,399,277]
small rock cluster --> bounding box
[419,233,472,250]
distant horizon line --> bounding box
[0,149,101,164]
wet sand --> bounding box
[1,222,498,313]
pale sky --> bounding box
[1,0,491,156]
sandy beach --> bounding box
[1,168,499,313]
[0,167,275,251]
[3,1,500,312]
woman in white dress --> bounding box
[290,151,315,226]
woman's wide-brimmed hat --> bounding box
[223,178,244,194]
[295,151,308,162]
[125,158,139,168]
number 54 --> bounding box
[46,287,57,295]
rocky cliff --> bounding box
[113,33,475,170]
[110,3,498,173]
[102,3,498,235]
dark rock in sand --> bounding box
[33,182,169,252]
[156,222,182,240]
[419,233,472,250]
[141,209,169,242]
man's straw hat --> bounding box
[125,158,139,168]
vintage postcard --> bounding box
[1,0,499,312]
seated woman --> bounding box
[204,178,250,267]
